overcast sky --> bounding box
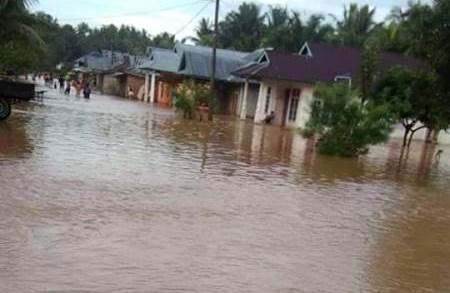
[32,0,428,39]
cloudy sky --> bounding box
[32,0,426,39]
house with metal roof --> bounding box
[138,43,262,111]
[232,42,426,128]
[74,50,148,99]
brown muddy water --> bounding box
[1,88,450,293]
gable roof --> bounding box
[139,43,258,82]
[74,50,144,73]
[233,42,426,83]
[176,43,249,81]
[139,47,180,73]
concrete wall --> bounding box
[126,74,145,100]
[102,74,121,96]
[252,79,314,128]
[391,123,450,145]
[246,84,259,118]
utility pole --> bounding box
[209,0,220,121]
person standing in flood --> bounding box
[83,82,91,99]
[58,76,65,92]
[64,79,71,95]
[74,80,81,97]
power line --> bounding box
[174,0,212,36]
[58,0,208,22]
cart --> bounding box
[0,79,35,120]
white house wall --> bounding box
[254,79,314,128]
[246,84,259,118]
[391,123,450,145]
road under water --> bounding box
[1,88,450,293]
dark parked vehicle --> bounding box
[0,79,35,120]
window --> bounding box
[288,89,301,121]
[264,87,271,114]
[334,75,352,89]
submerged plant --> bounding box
[303,83,393,157]
[173,80,210,119]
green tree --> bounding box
[332,3,379,47]
[430,0,450,116]
[193,18,214,46]
[173,80,210,119]
[0,0,41,43]
[0,0,44,73]
[260,7,333,52]
[371,67,438,147]
[359,39,381,101]
[219,2,266,51]
[261,6,291,51]
[304,84,393,157]
[151,32,175,49]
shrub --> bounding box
[173,80,211,119]
[304,83,394,157]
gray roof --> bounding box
[139,47,180,73]
[138,43,257,82]
[175,43,249,81]
[74,50,145,73]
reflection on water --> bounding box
[0,116,33,158]
[0,89,449,293]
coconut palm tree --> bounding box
[263,8,334,52]
[219,2,266,51]
[193,18,214,46]
[261,6,292,50]
[332,3,378,47]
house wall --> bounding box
[95,74,104,92]
[246,84,259,118]
[216,83,240,115]
[252,79,314,128]
[102,74,121,96]
[391,123,450,145]
[126,74,145,100]
[155,80,174,106]
[237,82,260,119]
[226,87,240,115]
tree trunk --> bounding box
[407,125,427,147]
[407,130,415,147]
[402,127,410,147]
[425,127,433,143]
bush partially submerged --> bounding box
[303,84,393,157]
[173,80,210,119]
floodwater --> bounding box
[1,87,450,293]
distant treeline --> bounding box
[0,0,448,75]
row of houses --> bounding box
[73,41,450,144]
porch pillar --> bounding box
[144,73,149,102]
[240,81,249,120]
[149,72,156,103]
[254,82,266,123]
[236,85,243,116]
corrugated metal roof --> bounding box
[139,47,180,73]
[73,50,145,73]
[139,43,256,82]
[175,43,252,81]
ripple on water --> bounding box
[1,88,450,293]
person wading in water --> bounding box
[83,82,91,99]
